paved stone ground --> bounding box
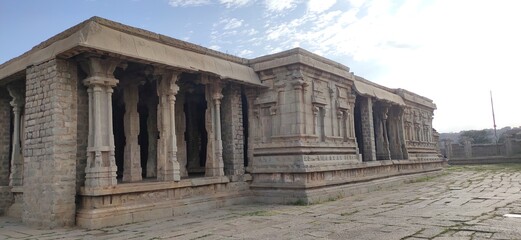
[1,164,521,240]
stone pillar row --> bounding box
[80,56,230,187]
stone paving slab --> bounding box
[1,164,521,239]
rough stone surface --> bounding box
[2,164,521,239]
[221,84,244,176]
[0,89,10,187]
[23,58,77,228]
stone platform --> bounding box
[1,164,520,239]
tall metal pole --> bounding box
[490,90,499,154]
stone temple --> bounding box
[0,17,445,228]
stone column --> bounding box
[146,96,158,178]
[206,82,225,177]
[82,57,120,188]
[359,97,376,161]
[122,79,142,182]
[156,70,181,181]
[245,89,257,169]
[374,105,391,160]
[7,84,24,186]
[175,92,188,178]
[443,139,453,159]
[505,136,513,156]
[292,80,306,135]
[463,138,472,158]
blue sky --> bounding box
[1,0,520,132]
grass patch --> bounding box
[408,172,448,183]
[242,210,278,216]
[340,210,359,216]
[289,199,308,206]
[447,163,521,172]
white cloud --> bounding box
[265,0,299,12]
[243,28,259,36]
[208,45,221,50]
[347,0,367,8]
[307,0,336,13]
[168,0,211,7]
[219,0,253,8]
[221,18,244,30]
[238,49,254,56]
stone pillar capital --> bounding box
[79,55,121,79]
[212,92,224,102]
[83,76,119,88]
[7,83,25,108]
[156,70,181,96]
[290,79,307,90]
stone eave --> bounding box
[395,88,437,110]
[248,48,355,82]
[353,75,405,106]
[0,16,262,87]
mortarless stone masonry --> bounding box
[0,90,12,215]
[23,59,78,227]
[0,17,445,229]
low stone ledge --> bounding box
[250,159,446,173]
[80,176,230,196]
[250,168,442,189]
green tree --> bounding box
[458,130,492,144]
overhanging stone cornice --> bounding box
[0,17,262,87]
[249,48,355,81]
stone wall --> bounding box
[0,88,10,186]
[0,88,12,215]
[23,58,78,228]
[221,84,244,176]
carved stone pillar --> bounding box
[7,84,24,187]
[122,79,142,182]
[388,107,405,160]
[82,57,119,188]
[156,70,181,181]
[175,91,188,178]
[374,104,391,160]
[288,79,307,135]
[359,97,376,161]
[245,89,257,169]
[146,96,158,178]
[206,81,224,177]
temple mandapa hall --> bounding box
[0,17,445,229]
